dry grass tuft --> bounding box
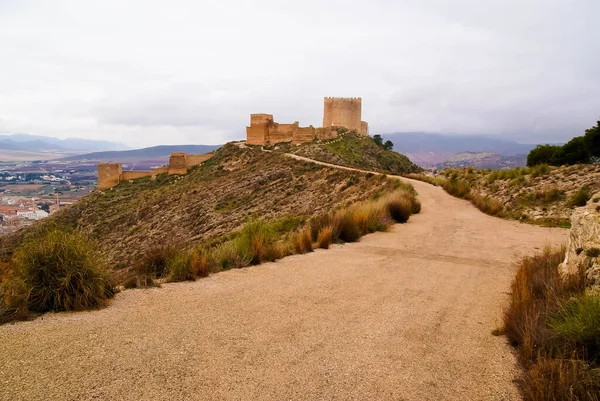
[501,247,600,400]
[317,226,333,249]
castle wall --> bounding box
[98,163,122,189]
[97,152,214,189]
[186,153,213,167]
[323,97,365,134]
[122,171,153,180]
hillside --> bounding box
[0,143,406,284]
[60,144,221,162]
[432,164,600,226]
[274,132,422,174]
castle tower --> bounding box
[322,97,368,135]
[246,114,274,145]
[97,163,122,189]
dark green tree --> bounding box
[383,140,394,151]
[583,120,600,157]
[527,144,564,166]
[373,134,383,147]
[561,136,588,165]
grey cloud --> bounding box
[0,0,599,147]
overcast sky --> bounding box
[1,0,598,148]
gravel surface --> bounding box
[0,178,567,400]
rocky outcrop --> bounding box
[561,192,600,286]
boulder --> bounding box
[561,192,600,286]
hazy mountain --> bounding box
[382,132,538,155]
[381,132,548,168]
[434,152,528,170]
[61,144,222,162]
[0,133,127,151]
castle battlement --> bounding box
[246,97,368,146]
[97,152,214,189]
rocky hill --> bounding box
[437,164,600,226]
[0,143,407,283]
[273,132,422,174]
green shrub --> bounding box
[549,294,600,360]
[236,219,277,264]
[166,251,197,282]
[1,229,114,313]
[530,164,551,178]
[568,187,592,207]
[443,179,471,198]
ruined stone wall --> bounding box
[323,97,365,134]
[122,171,154,180]
[97,152,214,189]
[186,153,213,167]
[98,163,122,189]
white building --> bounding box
[17,209,49,220]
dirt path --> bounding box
[0,178,567,401]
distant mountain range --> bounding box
[381,132,555,169]
[433,152,528,170]
[61,145,222,162]
[0,133,127,152]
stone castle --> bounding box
[98,97,366,188]
[97,152,213,189]
[246,97,368,146]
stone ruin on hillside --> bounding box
[246,97,369,146]
[97,152,213,189]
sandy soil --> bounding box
[0,178,567,401]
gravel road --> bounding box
[0,178,567,400]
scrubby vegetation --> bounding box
[0,228,114,322]
[527,120,600,166]
[0,144,412,286]
[120,188,420,288]
[499,248,600,400]
[278,131,422,175]
[408,163,600,227]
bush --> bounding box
[236,219,277,264]
[549,294,600,360]
[500,248,600,400]
[213,240,251,270]
[568,187,592,207]
[190,249,211,278]
[470,193,504,216]
[166,251,197,282]
[1,229,114,313]
[384,192,413,223]
[333,212,361,242]
[443,179,471,198]
[317,226,333,249]
[530,164,551,178]
[137,244,177,280]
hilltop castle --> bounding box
[246,97,368,146]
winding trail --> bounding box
[0,173,567,400]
